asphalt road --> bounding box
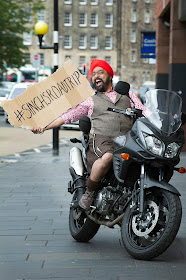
[0,114,186,279]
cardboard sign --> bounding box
[2,59,94,129]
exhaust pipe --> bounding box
[69,147,84,176]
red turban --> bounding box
[90,59,113,78]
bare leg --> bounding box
[79,152,113,210]
[90,152,113,182]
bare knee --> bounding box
[101,153,113,168]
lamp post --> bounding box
[35,0,59,156]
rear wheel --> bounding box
[69,191,100,242]
[121,188,182,260]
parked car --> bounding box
[0,81,16,91]
[5,82,34,123]
[0,88,10,115]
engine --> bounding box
[94,187,120,216]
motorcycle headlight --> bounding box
[165,142,180,158]
[145,135,164,157]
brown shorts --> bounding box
[86,134,114,174]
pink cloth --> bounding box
[62,89,147,124]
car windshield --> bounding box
[11,88,27,99]
[145,89,182,136]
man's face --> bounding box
[92,67,112,92]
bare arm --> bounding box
[31,116,65,134]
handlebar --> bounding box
[107,107,143,120]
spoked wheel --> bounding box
[121,188,182,260]
[69,191,100,242]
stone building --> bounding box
[118,0,156,85]
[24,0,156,85]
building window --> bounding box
[145,9,150,23]
[143,58,149,63]
[24,53,31,64]
[64,12,72,26]
[65,55,71,60]
[37,9,45,21]
[105,36,112,49]
[105,0,113,5]
[132,0,137,2]
[79,13,87,26]
[105,56,111,65]
[39,53,44,65]
[142,72,146,84]
[131,49,136,62]
[64,35,72,48]
[131,8,137,22]
[79,0,87,5]
[146,71,151,80]
[79,35,87,49]
[91,55,97,59]
[79,56,86,67]
[25,8,31,22]
[131,29,136,43]
[105,14,113,27]
[145,0,150,3]
[91,0,98,5]
[90,13,98,27]
[23,32,32,45]
[64,0,72,4]
[90,35,98,49]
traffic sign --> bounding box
[32,54,41,68]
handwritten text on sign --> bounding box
[2,59,94,129]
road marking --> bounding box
[34,148,41,153]
[0,159,18,163]
[60,139,68,144]
[14,153,21,157]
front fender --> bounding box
[144,175,181,196]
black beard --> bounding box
[92,76,110,92]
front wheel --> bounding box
[69,190,100,242]
[121,188,182,260]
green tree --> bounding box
[0,0,45,73]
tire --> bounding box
[121,188,182,260]
[69,191,100,242]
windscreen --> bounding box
[145,89,182,136]
[11,88,27,99]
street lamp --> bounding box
[34,0,59,156]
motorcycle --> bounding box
[68,86,185,260]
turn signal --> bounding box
[121,153,130,160]
[178,167,186,173]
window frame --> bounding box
[79,12,87,27]
[105,13,113,28]
[90,35,98,49]
[23,31,32,46]
[79,35,87,49]
[90,13,98,27]
[105,36,112,50]
[105,0,113,6]
[64,12,72,26]
[64,35,72,49]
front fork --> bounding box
[139,164,163,214]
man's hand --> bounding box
[31,127,45,134]
[31,116,65,134]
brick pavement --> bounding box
[0,141,186,280]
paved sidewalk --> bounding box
[0,141,186,280]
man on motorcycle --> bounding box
[31,59,146,210]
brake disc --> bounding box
[132,201,159,237]
[72,208,83,220]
